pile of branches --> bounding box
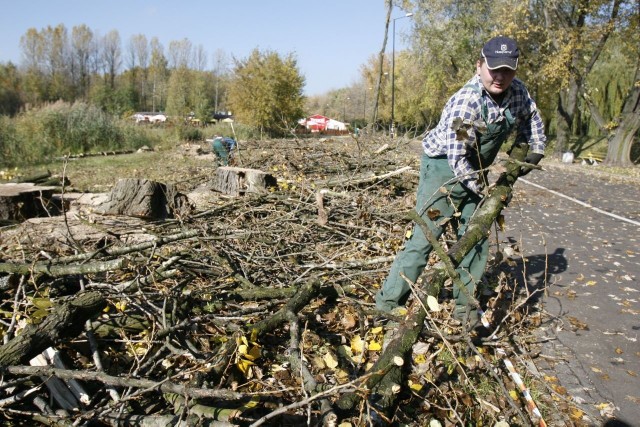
[0,136,575,426]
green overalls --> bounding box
[212,138,231,166]
[375,87,516,316]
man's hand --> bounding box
[520,153,544,176]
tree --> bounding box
[101,30,121,90]
[0,62,23,115]
[604,56,640,165]
[148,37,168,112]
[228,49,305,137]
[537,0,625,157]
[70,24,97,99]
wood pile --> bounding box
[0,137,573,426]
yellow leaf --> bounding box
[413,353,427,364]
[323,352,339,369]
[238,344,248,356]
[570,407,584,420]
[368,340,382,351]
[544,375,558,383]
[237,358,254,376]
[351,336,365,354]
[31,298,53,310]
[245,345,261,361]
[586,280,597,286]
[405,230,413,239]
[370,326,383,334]
[509,390,519,400]
[408,380,423,391]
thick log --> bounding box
[212,167,277,196]
[0,291,106,367]
[0,183,59,221]
[96,178,190,219]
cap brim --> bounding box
[483,54,518,70]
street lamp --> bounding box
[391,12,413,138]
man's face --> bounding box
[476,60,516,96]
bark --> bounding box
[372,0,393,126]
[605,59,640,166]
[0,258,126,276]
[0,291,106,366]
[96,178,189,219]
[3,365,243,401]
[0,183,59,221]
[212,167,277,196]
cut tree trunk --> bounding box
[212,167,277,196]
[96,178,189,220]
[0,183,59,221]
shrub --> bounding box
[1,101,157,167]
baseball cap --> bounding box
[482,36,519,70]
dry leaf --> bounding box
[427,295,441,312]
[427,208,440,220]
[341,313,357,329]
[323,352,339,369]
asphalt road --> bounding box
[503,160,640,426]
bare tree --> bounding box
[71,24,97,99]
[101,30,121,89]
[167,38,193,70]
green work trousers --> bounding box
[375,154,489,313]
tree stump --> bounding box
[212,167,277,196]
[0,183,59,221]
[96,178,190,220]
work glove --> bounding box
[519,153,544,176]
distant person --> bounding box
[375,36,547,325]
[212,135,236,166]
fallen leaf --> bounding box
[626,370,637,377]
[567,316,590,330]
[323,352,339,369]
[341,313,357,329]
[569,407,585,420]
[351,335,365,354]
[427,295,441,312]
[615,347,624,355]
[368,340,382,351]
[427,208,440,220]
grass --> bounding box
[1,143,216,193]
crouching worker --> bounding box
[212,135,237,166]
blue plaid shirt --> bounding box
[422,74,546,194]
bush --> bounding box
[0,101,158,167]
[176,125,204,142]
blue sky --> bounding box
[0,0,415,96]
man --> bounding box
[212,135,236,166]
[375,36,546,324]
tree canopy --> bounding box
[228,49,305,137]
